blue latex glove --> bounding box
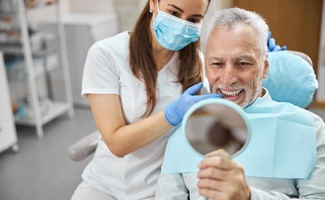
[267,31,287,52]
[164,82,222,126]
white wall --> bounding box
[66,0,232,33]
[69,0,115,12]
[65,0,144,32]
[316,0,325,103]
[114,0,144,31]
[27,0,141,32]
[56,0,232,34]
[217,0,234,9]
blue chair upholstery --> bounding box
[263,51,318,108]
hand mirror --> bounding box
[183,98,250,157]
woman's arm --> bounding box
[88,93,171,158]
[88,82,220,157]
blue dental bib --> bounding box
[161,97,316,179]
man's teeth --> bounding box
[219,89,242,97]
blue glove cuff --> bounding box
[164,103,182,126]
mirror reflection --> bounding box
[185,101,249,156]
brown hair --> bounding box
[129,1,210,117]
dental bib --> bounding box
[161,96,316,179]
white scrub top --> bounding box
[81,31,183,200]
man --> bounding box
[155,8,325,200]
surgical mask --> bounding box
[152,4,201,51]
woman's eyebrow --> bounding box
[167,4,184,13]
[167,4,204,19]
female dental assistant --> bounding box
[70,0,215,199]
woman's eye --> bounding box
[169,11,179,17]
[189,18,199,24]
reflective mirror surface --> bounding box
[184,99,250,156]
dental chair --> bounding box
[68,50,318,161]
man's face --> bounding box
[205,23,269,108]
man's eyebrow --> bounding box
[234,55,255,62]
[207,56,224,62]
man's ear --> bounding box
[263,54,269,79]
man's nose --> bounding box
[220,65,237,86]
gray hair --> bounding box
[202,7,269,55]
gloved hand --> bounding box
[164,82,222,126]
[267,31,287,52]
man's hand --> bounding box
[197,149,251,200]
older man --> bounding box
[155,8,325,200]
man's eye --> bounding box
[211,62,223,68]
[237,62,251,67]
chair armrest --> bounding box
[68,131,100,161]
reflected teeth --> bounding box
[219,89,242,97]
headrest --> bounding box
[262,51,318,108]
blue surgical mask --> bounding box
[152,5,201,51]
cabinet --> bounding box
[0,0,74,138]
[0,52,19,153]
[41,12,119,107]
